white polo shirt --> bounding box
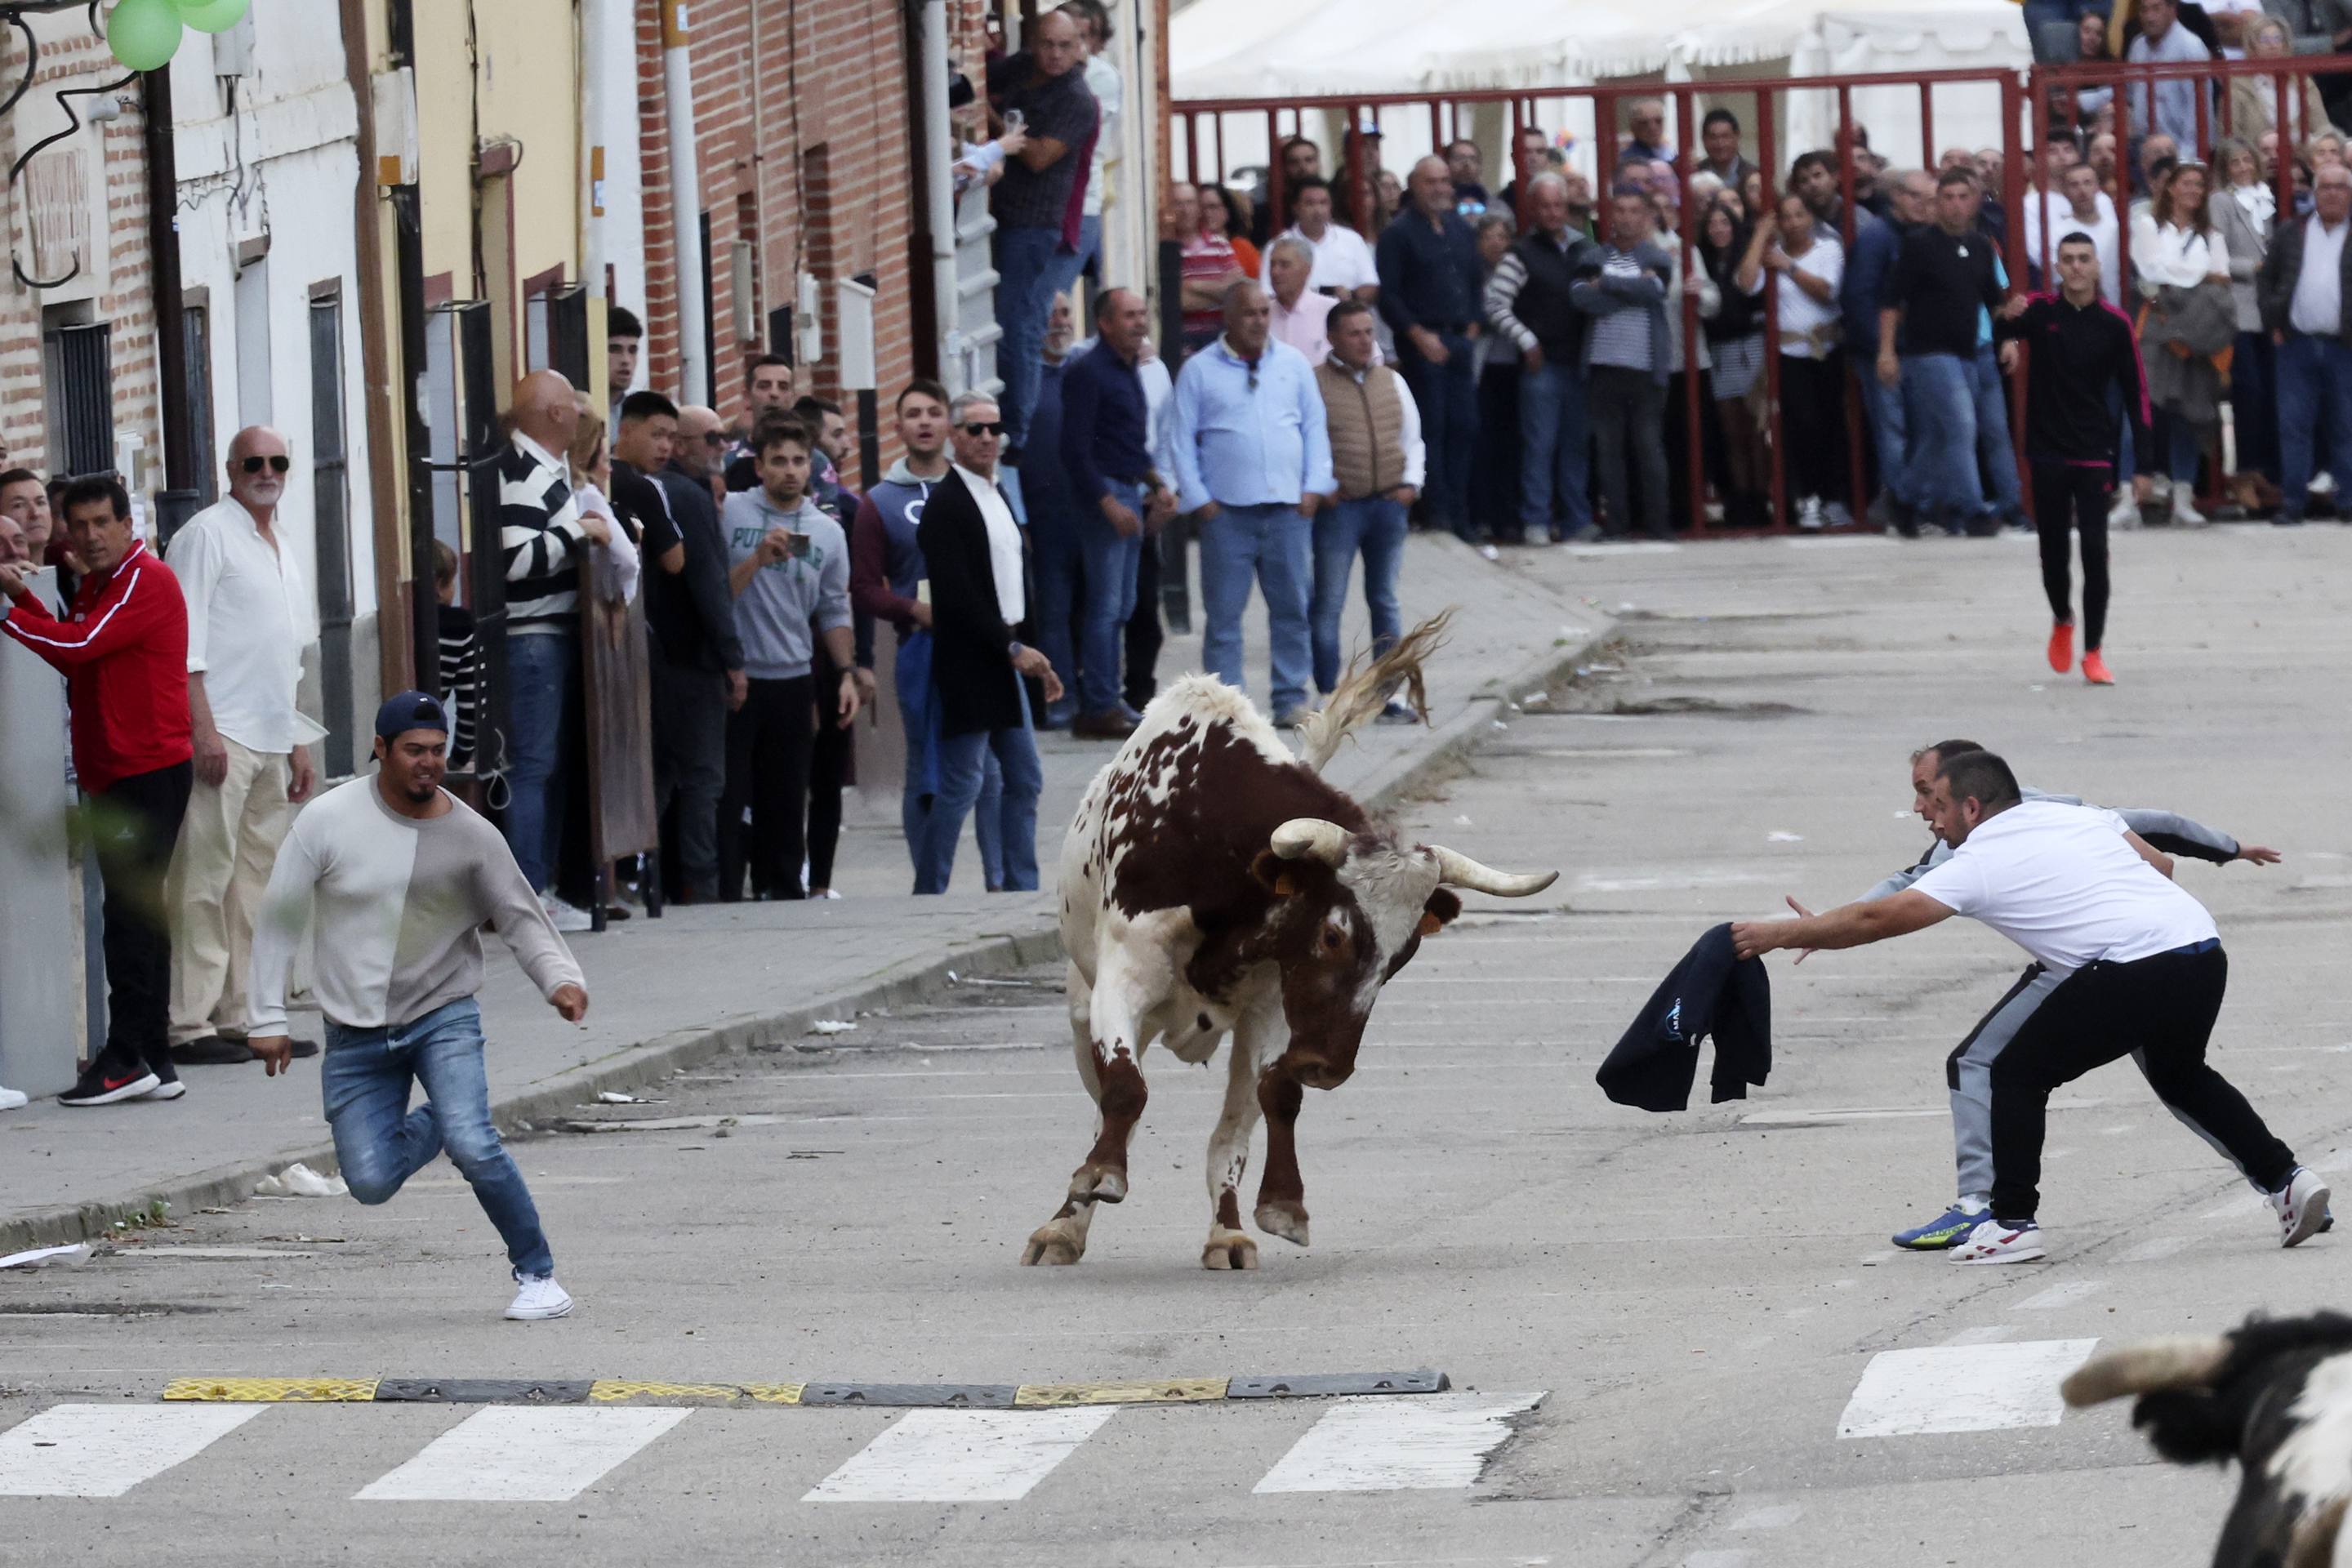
[1260,222,1379,295]
[1911,800,2218,974]
[165,495,324,756]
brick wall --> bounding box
[636,0,951,452]
[0,28,161,493]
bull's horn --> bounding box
[1272,818,1352,866]
[1429,846,1559,898]
[2060,1336,2230,1407]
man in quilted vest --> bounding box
[1309,299,1423,723]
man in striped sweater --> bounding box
[497,371,610,931]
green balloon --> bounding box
[172,0,250,32]
[106,0,182,71]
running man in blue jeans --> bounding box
[247,693,589,1321]
[1308,299,1421,722]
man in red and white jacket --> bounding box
[1,476,194,1107]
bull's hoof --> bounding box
[1254,1200,1311,1247]
[1068,1163,1128,1205]
[1022,1221,1087,1266]
[1202,1228,1259,1271]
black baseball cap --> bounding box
[374,690,450,742]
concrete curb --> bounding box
[2,589,1614,1255]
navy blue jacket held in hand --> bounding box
[1596,924,1773,1111]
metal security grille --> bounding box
[310,294,355,777]
[184,307,218,506]
[545,283,590,391]
[41,321,114,478]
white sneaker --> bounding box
[1949,1216,2047,1264]
[2107,489,2140,530]
[2271,1168,2332,1249]
[1477,543,1502,562]
[2311,470,2337,496]
[813,888,843,900]
[540,893,594,933]
[1797,497,1827,530]
[505,1274,575,1321]
[0,1085,26,1111]
[2171,489,2206,527]
[1822,500,1854,528]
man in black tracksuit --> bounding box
[1993,233,2154,688]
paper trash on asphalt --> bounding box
[596,1090,666,1104]
[808,1020,858,1035]
[0,1243,92,1270]
[252,1163,349,1198]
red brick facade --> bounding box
[636,1,978,441]
[0,27,161,490]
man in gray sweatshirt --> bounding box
[719,417,860,900]
[247,691,588,1321]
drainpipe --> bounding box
[140,65,199,545]
[388,0,437,693]
[915,0,960,392]
[579,0,610,310]
[660,0,708,405]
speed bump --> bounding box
[1013,1377,1229,1407]
[588,1381,806,1405]
[163,1376,381,1403]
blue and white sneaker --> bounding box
[1950,1217,2047,1265]
[1892,1204,1986,1251]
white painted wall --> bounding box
[584,0,646,374]
[168,5,376,769]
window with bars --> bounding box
[41,318,114,479]
[310,292,355,777]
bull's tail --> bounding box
[1294,609,1454,774]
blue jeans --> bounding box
[1310,497,1408,695]
[2275,330,2352,516]
[1970,344,2024,519]
[1199,501,1314,716]
[894,630,1002,888]
[1027,488,1085,722]
[2166,412,2203,485]
[1076,480,1143,715]
[993,226,1067,451]
[322,999,552,1278]
[1062,216,1102,292]
[1517,361,1592,536]
[502,628,575,892]
[915,674,1042,894]
[2109,381,2136,486]
[1858,368,1911,509]
[1900,354,1980,525]
[1396,333,1477,537]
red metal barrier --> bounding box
[1170,56,2345,538]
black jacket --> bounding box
[2257,212,2352,346]
[1596,924,1772,1111]
[636,461,742,674]
[915,469,1031,737]
[1993,292,2154,467]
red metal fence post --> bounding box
[1677,86,1704,535]
[1838,85,1867,527]
[2004,71,2032,524]
[1267,108,1285,233]
[1757,86,1786,532]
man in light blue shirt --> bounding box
[1171,281,1335,724]
[2123,0,2209,158]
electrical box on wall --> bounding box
[795,273,823,365]
[836,276,875,392]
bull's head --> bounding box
[2065,1315,2352,1568]
[1249,817,1556,1088]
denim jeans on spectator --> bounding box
[1027,486,1085,723]
[502,628,575,893]
[1858,370,1912,510]
[2164,410,2204,486]
[2109,381,2136,487]
[1396,332,1477,537]
[2232,329,2280,483]
[1200,501,1315,716]
[993,226,1067,451]
[915,673,1043,895]
[1070,215,1103,289]
[1970,344,2024,519]
[1900,354,1980,526]
[1076,479,1143,715]
[2274,330,2352,516]
[1309,496,1408,695]
[1518,361,1593,537]
[323,998,553,1278]
[894,630,1004,888]
[1586,365,1668,536]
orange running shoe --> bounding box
[2047,621,2074,674]
[2082,649,2114,685]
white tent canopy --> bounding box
[1172,0,2030,172]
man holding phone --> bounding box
[719,417,860,901]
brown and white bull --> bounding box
[1023,618,1557,1271]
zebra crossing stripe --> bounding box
[1837,1339,2099,1437]
[354,1406,692,1501]
[804,1407,1117,1502]
[0,1403,268,1497]
[1251,1391,1546,1494]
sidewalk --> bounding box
[0,533,1606,1253]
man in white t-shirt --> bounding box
[1733,748,2327,1266]
[1259,178,1380,301]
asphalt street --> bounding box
[3,523,2348,1566]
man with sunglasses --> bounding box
[160,427,324,1070]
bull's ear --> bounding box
[1250,851,1300,898]
[1419,888,1463,937]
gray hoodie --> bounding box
[721,488,852,681]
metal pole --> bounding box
[1757,87,1786,532]
[1837,84,1864,526]
[916,0,960,391]
[661,0,710,405]
[1267,108,1284,233]
[2003,72,2030,523]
